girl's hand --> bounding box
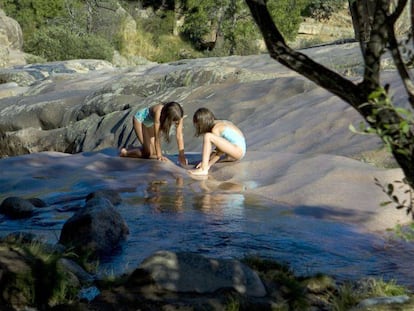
[178,154,188,166]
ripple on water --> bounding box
[1,178,414,290]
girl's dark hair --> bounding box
[160,101,184,143]
[193,108,216,137]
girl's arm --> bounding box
[176,118,188,166]
[153,105,164,160]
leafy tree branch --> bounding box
[245,0,414,214]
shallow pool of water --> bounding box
[1,152,414,289]
[106,182,414,289]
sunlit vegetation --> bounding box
[0,0,347,63]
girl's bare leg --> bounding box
[120,119,155,158]
[133,117,144,144]
[142,125,155,157]
[195,150,221,168]
[189,133,243,176]
[208,150,225,166]
[120,147,145,157]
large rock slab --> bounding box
[0,44,411,233]
[0,44,389,160]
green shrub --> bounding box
[154,35,202,63]
[181,1,214,45]
[142,11,175,42]
[267,0,308,41]
[25,54,47,64]
[1,0,65,37]
[302,0,347,21]
[78,34,114,61]
[24,26,113,61]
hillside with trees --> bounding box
[0,0,348,64]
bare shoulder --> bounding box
[212,120,227,134]
[218,120,238,129]
[152,103,164,119]
[218,120,244,136]
[152,103,164,113]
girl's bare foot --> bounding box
[188,168,209,176]
[120,148,128,157]
[218,155,236,162]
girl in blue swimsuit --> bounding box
[188,107,246,176]
[120,102,188,166]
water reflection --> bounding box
[144,177,184,212]
[192,192,245,219]
[114,178,414,290]
[142,176,247,217]
[1,172,414,290]
[189,177,246,216]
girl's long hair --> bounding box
[160,102,184,143]
[193,108,216,137]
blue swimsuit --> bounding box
[134,107,154,127]
[135,106,177,136]
[221,127,246,158]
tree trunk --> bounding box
[173,0,185,36]
[245,0,414,201]
[227,0,237,55]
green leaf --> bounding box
[349,123,369,135]
[401,121,410,134]
[395,107,413,117]
[368,88,384,100]
[348,123,358,133]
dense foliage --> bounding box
[267,0,308,41]
[302,0,347,21]
[0,0,346,62]
[24,26,114,62]
[1,0,65,35]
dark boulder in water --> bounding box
[59,196,129,258]
[0,196,36,219]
